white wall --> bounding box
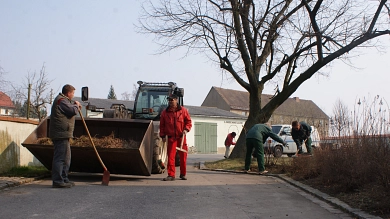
[0,119,42,173]
[0,108,14,116]
[187,116,246,154]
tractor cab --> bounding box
[133,81,184,121]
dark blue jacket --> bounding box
[291,121,311,145]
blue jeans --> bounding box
[52,139,71,184]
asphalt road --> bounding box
[0,154,354,219]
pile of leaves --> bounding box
[36,132,139,149]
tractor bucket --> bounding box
[22,117,154,176]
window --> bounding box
[282,127,291,135]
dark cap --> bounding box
[167,94,178,100]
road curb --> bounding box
[0,175,49,191]
[199,161,381,219]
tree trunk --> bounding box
[229,86,271,158]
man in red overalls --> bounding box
[160,94,192,181]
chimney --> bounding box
[294,97,300,102]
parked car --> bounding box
[264,124,321,157]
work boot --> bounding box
[258,170,269,175]
[64,181,75,187]
[179,174,187,180]
[52,182,72,188]
[163,176,175,181]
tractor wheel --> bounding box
[151,138,168,174]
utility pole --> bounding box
[27,84,31,119]
[50,88,53,104]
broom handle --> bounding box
[78,109,108,170]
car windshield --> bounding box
[272,125,282,134]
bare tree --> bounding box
[330,99,351,137]
[352,95,390,136]
[12,63,53,121]
[0,65,8,92]
[121,83,139,101]
[121,91,131,101]
[138,0,390,157]
[131,83,138,100]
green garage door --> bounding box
[194,122,217,154]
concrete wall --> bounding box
[0,117,41,173]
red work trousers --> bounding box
[167,136,188,177]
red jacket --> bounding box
[160,105,192,138]
[225,133,236,146]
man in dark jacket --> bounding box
[49,84,81,188]
[291,121,312,155]
[160,94,192,181]
[245,123,286,175]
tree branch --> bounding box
[303,0,324,62]
[367,0,388,34]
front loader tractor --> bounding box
[22,81,184,176]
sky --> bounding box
[1,0,390,116]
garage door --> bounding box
[194,122,217,154]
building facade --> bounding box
[202,87,329,137]
[0,92,15,116]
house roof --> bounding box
[73,97,246,119]
[73,97,134,110]
[185,105,247,119]
[0,91,15,108]
[207,87,328,119]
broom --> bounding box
[78,109,110,186]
